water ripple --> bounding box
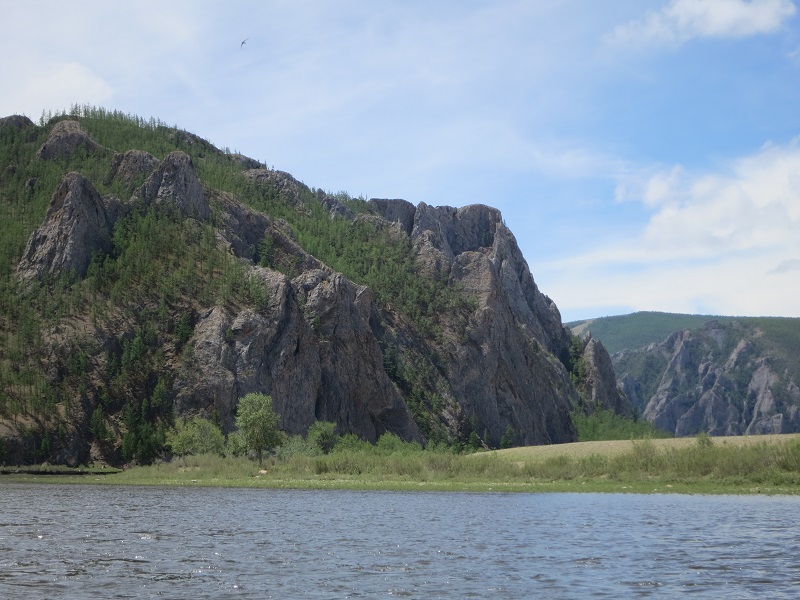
[1,485,800,598]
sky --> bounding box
[2,0,799,322]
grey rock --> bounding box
[368,198,416,235]
[138,151,209,220]
[0,115,35,129]
[36,120,101,161]
[229,153,264,170]
[176,267,422,442]
[581,336,632,416]
[17,172,114,281]
[393,202,587,445]
[244,169,307,206]
[109,150,160,187]
[616,321,800,436]
[318,191,355,219]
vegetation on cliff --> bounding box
[1,106,628,466]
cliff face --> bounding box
[580,336,632,417]
[1,114,629,464]
[371,200,585,446]
[615,321,800,436]
[16,172,116,281]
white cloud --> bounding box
[538,139,800,317]
[0,61,113,119]
[608,0,797,46]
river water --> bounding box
[1,484,798,598]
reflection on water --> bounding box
[1,484,799,598]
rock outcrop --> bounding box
[138,151,209,220]
[244,168,307,206]
[175,267,422,443]
[369,199,586,445]
[580,336,631,416]
[109,150,160,187]
[16,172,115,281]
[615,321,800,435]
[35,120,101,161]
[0,115,34,130]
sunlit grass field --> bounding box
[5,434,800,495]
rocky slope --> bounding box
[614,320,800,436]
[0,113,630,464]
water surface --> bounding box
[1,484,798,598]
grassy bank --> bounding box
[4,434,800,495]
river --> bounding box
[1,484,798,598]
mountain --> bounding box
[566,312,743,355]
[0,109,628,466]
[570,313,800,436]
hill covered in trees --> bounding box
[0,107,628,466]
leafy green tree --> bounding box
[234,393,284,465]
[168,416,225,456]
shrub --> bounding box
[307,420,338,454]
[167,416,225,457]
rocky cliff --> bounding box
[615,320,800,436]
[0,112,629,465]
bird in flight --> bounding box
[240,38,248,48]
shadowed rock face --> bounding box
[616,321,800,436]
[17,172,114,281]
[0,115,34,130]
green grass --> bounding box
[5,434,800,495]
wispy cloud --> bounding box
[607,0,797,47]
[539,139,800,318]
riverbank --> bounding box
[3,434,800,494]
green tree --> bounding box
[89,406,109,442]
[234,393,284,465]
[168,416,226,456]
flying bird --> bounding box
[240,38,248,48]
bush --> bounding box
[307,421,338,454]
[167,416,225,457]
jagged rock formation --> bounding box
[137,151,210,220]
[615,321,800,435]
[35,120,100,161]
[109,150,159,186]
[16,172,115,281]
[2,114,631,464]
[580,336,632,416]
[371,199,594,445]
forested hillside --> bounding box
[0,107,628,466]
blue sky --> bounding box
[2,1,799,321]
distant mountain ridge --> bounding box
[569,312,800,436]
[567,312,747,355]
